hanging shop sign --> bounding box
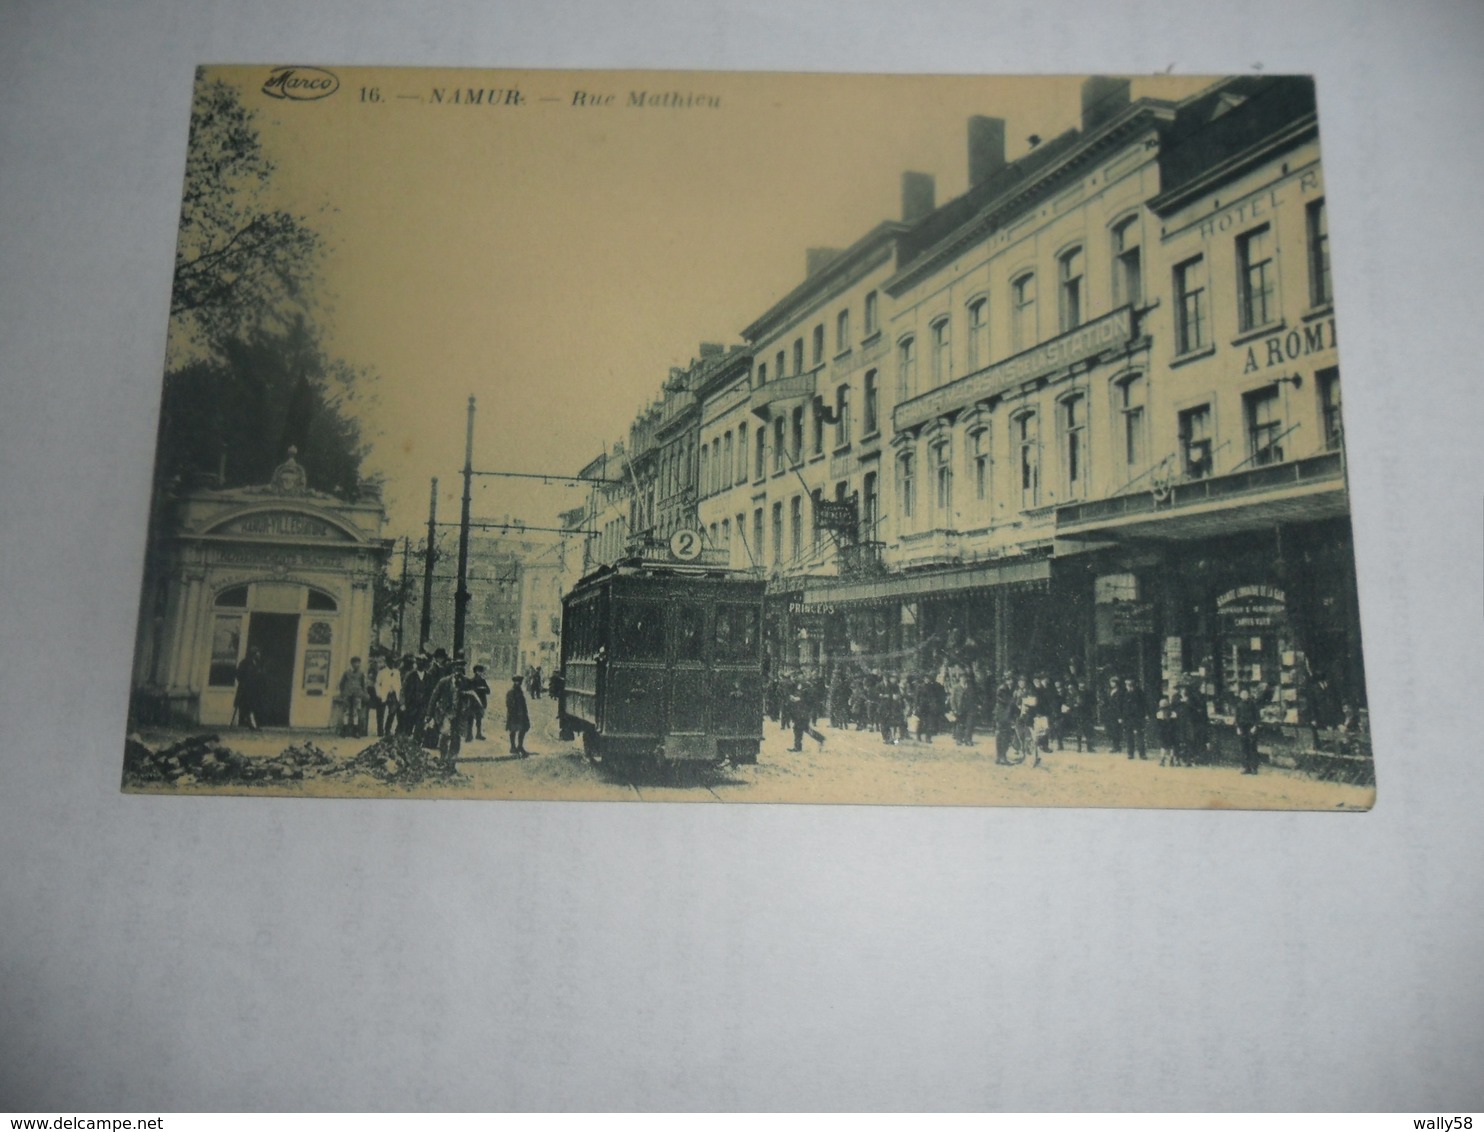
[813,498,858,531]
[1111,600,1155,636]
[1216,584,1287,630]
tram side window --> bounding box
[714,604,760,663]
[674,603,706,663]
[568,604,586,662]
[614,600,666,661]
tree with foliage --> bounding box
[168,74,323,363]
[154,74,375,499]
[156,316,370,497]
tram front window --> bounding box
[714,604,760,663]
[675,603,706,663]
[614,600,666,661]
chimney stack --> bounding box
[1081,75,1132,134]
[968,116,1007,186]
[901,171,936,223]
[805,247,842,278]
[698,342,724,358]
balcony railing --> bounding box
[896,528,963,566]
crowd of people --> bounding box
[233,639,1272,776]
[766,659,1248,770]
[330,648,551,759]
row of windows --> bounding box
[707,469,883,573]
[891,217,1145,405]
[657,436,696,501]
[1173,199,1331,355]
[890,367,1341,521]
[699,374,886,498]
[755,291,882,388]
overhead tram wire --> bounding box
[468,469,625,486]
[434,520,594,537]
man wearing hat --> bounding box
[506,674,531,757]
[465,664,491,741]
[427,656,465,743]
[337,656,368,738]
[400,653,430,737]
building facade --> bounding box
[131,451,391,728]
[405,523,570,676]
[573,74,1364,725]
[728,209,935,666]
[793,73,1360,723]
[1054,75,1357,722]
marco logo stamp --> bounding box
[261,66,340,101]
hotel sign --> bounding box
[749,370,819,418]
[893,306,1133,433]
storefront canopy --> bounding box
[798,556,1051,612]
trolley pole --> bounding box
[419,478,438,651]
[449,396,476,759]
[394,535,410,658]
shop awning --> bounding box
[1054,451,1349,542]
[798,556,1051,612]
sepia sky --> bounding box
[196,66,1212,541]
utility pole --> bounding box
[394,535,410,657]
[449,396,476,760]
[419,477,438,651]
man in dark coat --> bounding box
[233,647,265,730]
[506,675,531,757]
[1173,685,1200,766]
[464,664,491,741]
[993,675,1016,764]
[1234,688,1262,774]
[1121,677,1149,760]
[916,675,946,744]
[400,654,430,736]
[1105,676,1125,754]
[955,665,980,747]
[1076,680,1097,752]
[786,678,826,751]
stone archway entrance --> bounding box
[133,450,391,730]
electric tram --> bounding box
[558,548,766,771]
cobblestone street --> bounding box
[132,696,1374,810]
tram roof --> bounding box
[568,557,764,595]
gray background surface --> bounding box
[1,0,1481,1111]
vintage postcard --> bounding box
[124,65,1373,808]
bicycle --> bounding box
[1004,718,1041,766]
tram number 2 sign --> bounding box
[669,528,704,562]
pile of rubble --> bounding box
[331,733,464,787]
[123,733,335,787]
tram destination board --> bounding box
[117,64,1374,809]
